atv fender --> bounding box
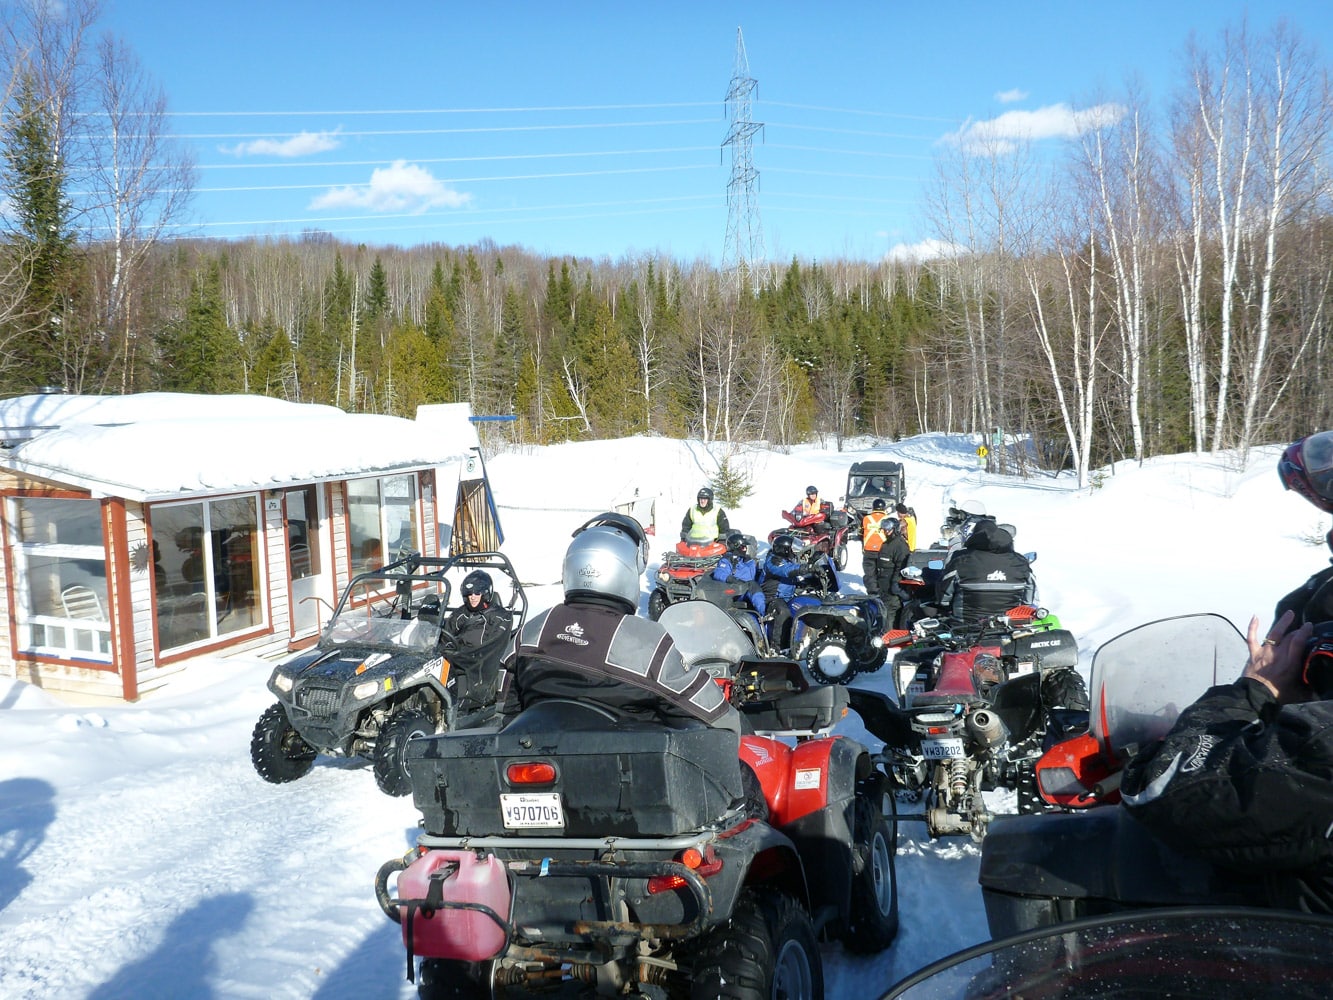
[710,820,812,919]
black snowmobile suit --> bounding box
[1274,531,1333,627]
[500,594,741,734]
[937,523,1036,621]
[1122,677,1333,913]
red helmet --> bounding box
[1279,432,1333,513]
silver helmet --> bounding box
[562,512,649,610]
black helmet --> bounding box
[805,485,818,496]
[771,534,796,559]
[460,570,494,605]
[697,486,714,505]
[872,498,887,511]
[881,516,899,536]
[726,531,748,555]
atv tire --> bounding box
[373,709,432,796]
[833,542,848,571]
[806,632,855,685]
[250,703,316,784]
[843,789,899,952]
[417,958,491,1000]
[689,888,822,1000]
[853,643,889,673]
[648,588,670,621]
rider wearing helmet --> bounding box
[760,533,810,652]
[795,485,823,519]
[873,514,912,628]
[502,513,740,733]
[712,531,765,614]
[1275,431,1333,627]
[680,486,730,544]
[441,568,516,712]
[1121,433,1333,911]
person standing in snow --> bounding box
[895,502,918,552]
[860,499,892,597]
[680,486,729,544]
[873,515,912,629]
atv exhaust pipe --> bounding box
[967,709,1007,750]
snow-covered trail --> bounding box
[0,667,424,1000]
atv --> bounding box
[648,535,755,621]
[249,551,527,796]
[843,459,906,521]
[375,599,899,998]
[768,502,854,570]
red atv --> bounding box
[768,502,854,570]
[375,600,899,999]
[648,538,729,620]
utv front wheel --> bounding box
[842,788,899,952]
[373,709,433,796]
[250,703,316,783]
[690,889,822,1000]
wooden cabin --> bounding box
[0,393,481,702]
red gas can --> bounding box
[396,850,511,961]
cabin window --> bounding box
[150,496,263,651]
[5,497,112,662]
[347,474,420,572]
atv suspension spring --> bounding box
[948,759,970,799]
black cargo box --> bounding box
[1005,628,1079,671]
[406,713,744,838]
[743,684,849,735]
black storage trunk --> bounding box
[407,718,744,838]
[743,685,849,734]
[1006,628,1079,671]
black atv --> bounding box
[376,600,898,998]
[249,551,526,796]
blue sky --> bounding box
[99,0,1333,263]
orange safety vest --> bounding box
[862,511,889,552]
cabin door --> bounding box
[285,486,330,638]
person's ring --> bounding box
[1262,637,1279,646]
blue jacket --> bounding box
[713,554,759,583]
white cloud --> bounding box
[219,130,343,158]
[884,238,966,263]
[308,160,472,214]
[994,88,1029,104]
[944,102,1127,154]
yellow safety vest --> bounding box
[686,506,722,542]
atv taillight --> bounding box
[647,847,723,894]
[505,761,556,785]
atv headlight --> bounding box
[272,672,294,693]
[352,679,381,701]
[657,571,670,584]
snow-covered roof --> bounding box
[0,393,480,502]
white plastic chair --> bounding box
[60,584,105,621]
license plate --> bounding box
[921,737,965,760]
[500,792,564,829]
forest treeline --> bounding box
[2,2,1331,487]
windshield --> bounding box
[882,907,1333,1000]
[325,613,441,650]
[658,600,756,671]
[848,474,896,497]
[323,575,443,650]
[1089,613,1247,759]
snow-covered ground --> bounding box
[1,431,1325,999]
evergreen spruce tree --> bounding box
[1,74,76,390]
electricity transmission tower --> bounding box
[721,27,769,294]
